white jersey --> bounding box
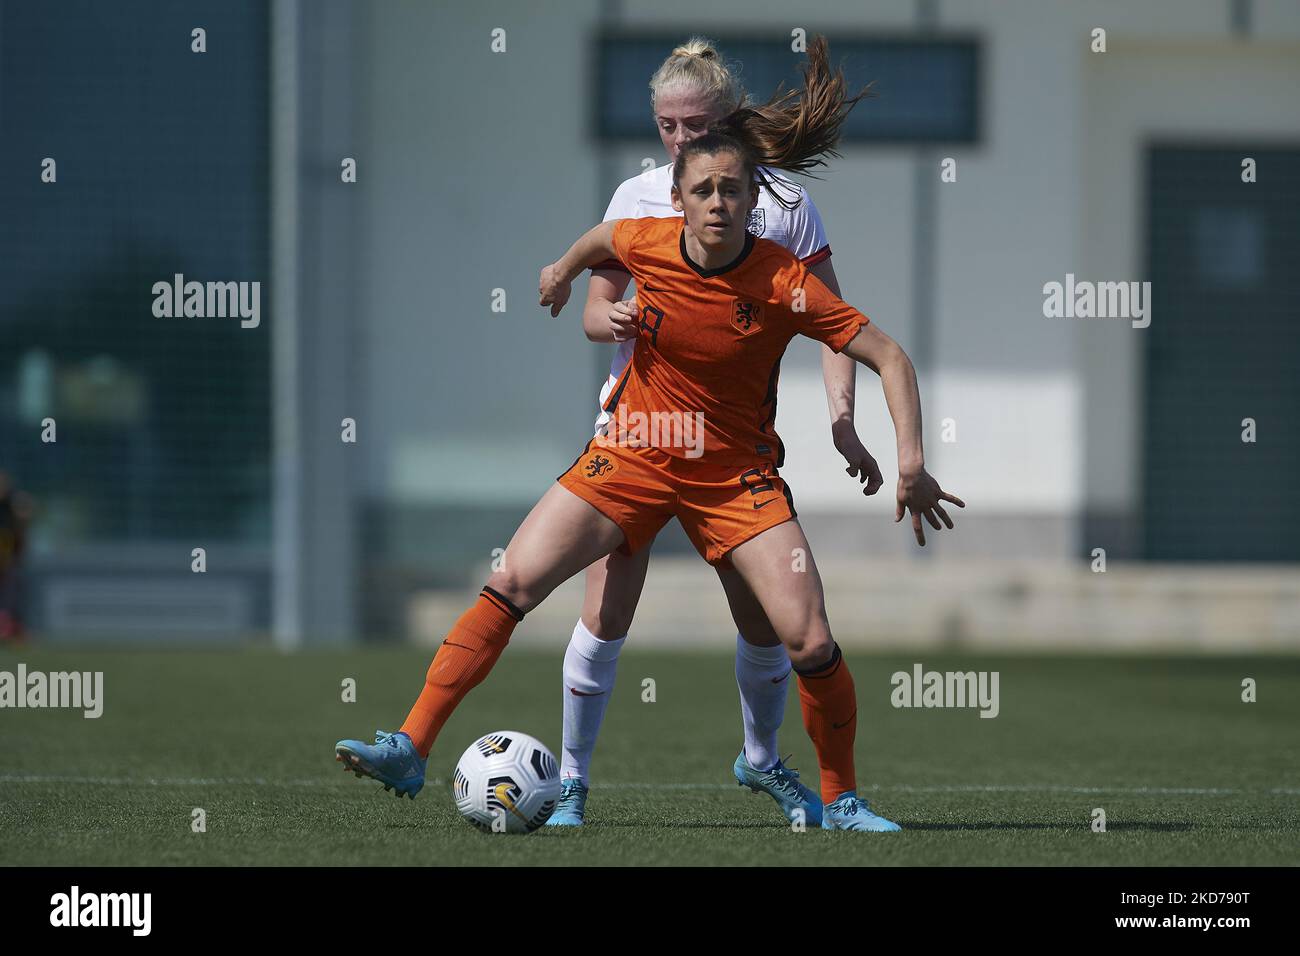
[591,163,832,431]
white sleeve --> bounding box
[601,179,639,223]
[785,187,831,261]
[592,180,639,273]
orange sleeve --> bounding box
[786,261,868,352]
[610,219,639,273]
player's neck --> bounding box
[681,226,747,272]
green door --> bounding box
[1143,146,1300,560]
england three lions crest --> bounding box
[746,207,765,237]
[732,299,762,335]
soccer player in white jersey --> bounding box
[549,36,879,826]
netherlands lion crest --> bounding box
[732,299,762,335]
[584,453,615,479]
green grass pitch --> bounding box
[1,646,1297,866]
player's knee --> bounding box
[734,612,780,647]
[784,622,835,670]
[581,566,643,638]
[583,602,635,640]
[485,567,542,615]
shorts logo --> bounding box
[739,467,780,510]
[747,207,765,237]
[584,453,615,480]
[732,300,762,335]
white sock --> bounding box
[559,618,625,785]
[734,635,790,772]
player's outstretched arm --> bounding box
[539,220,621,318]
[840,324,965,546]
[807,258,884,496]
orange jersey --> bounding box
[604,216,867,467]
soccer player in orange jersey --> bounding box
[558,36,878,828]
[335,108,963,833]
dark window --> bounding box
[595,33,980,143]
[0,2,270,545]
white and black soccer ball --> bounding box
[452,731,561,833]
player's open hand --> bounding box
[539,263,572,317]
[895,467,964,546]
[831,420,883,496]
[609,296,639,342]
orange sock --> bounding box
[795,644,858,804]
[399,587,523,757]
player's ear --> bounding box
[670,184,682,212]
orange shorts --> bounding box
[556,438,797,566]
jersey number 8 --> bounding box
[639,304,665,346]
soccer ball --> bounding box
[452,731,561,833]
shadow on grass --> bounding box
[572,820,1202,832]
[560,821,787,830]
[898,821,1195,832]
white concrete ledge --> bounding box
[407,560,1300,652]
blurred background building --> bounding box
[2,0,1298,649]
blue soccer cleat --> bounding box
[733,751,824,827]
[545,777,590,827]
[335,730,426,799]
[821,791,902,831]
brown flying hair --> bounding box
[671,36,875,210]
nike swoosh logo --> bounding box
[643,284,666,292]
[493,783,531,823]
[832,709,857,730]
[770,670,791,684]
[568,688,606,697]
[753,497,779,510]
